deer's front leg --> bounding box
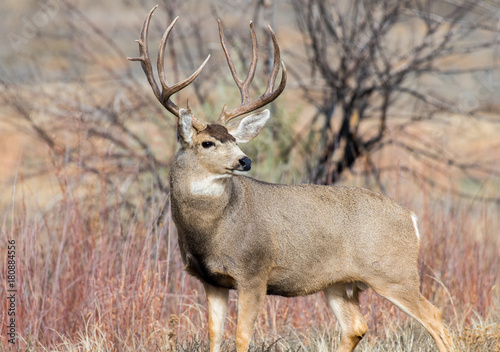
[235,283,266,352]
[204,283,229,352]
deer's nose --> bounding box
[239,157,252,171]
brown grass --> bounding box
[1,1,499,350]
[0,155,499,351]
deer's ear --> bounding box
[228,109,270,144]
[178,108,194,146]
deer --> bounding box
[129,6,454,352]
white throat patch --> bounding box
[190,175,229,196]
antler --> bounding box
[217,20,287,125]
[128,5,208,130]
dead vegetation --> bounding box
[0,0,499,351]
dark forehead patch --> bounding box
[202,124,236,143]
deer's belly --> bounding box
[266,262,349,297]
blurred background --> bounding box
[0,0,499,351]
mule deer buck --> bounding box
[129,6,453,352]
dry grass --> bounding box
[0,156,499,351]
[1,1,499,351]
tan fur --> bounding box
[169,120,454,352]
[128,9,452,350]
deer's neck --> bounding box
[188,174,230,197]
[170,170,233,207]
[169,152,237,229]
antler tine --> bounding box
[217,20,258,106]
[158,17,211,118]
[128,6,209,130]
[128,5,161,101]
[217,21,287,125]
[265,25,282,95]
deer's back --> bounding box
[232,177,420,296]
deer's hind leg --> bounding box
[373,281,454,352]
[368,263,454,352]
[323,282,368,352]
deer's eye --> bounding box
[202,141,215,148]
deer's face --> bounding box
[193,124,251,175]
[177,108,269,177]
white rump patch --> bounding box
[411,213,421,241]
[190,175,229,196]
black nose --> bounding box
[239,157,252,171]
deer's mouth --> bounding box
[226,156,252,174]
[227,168,249,175]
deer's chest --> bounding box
[183,249,237,289]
